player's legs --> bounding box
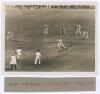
[44,29,46,35]
[58,43,61,53]
[17,54,19,60]
[17,54,20,60]
[82,32,85,37]
[44,29,45,35]
[14,64,17,70]
[34,57,38,65]
[45,29,47,35]
[76,29,78,35]
[79,29,81,35]
[86,34,88,39]
[60,43,65,49]
[11,64,13,70]
[11,34,13,40]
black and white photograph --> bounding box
[5,5,95,72]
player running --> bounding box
[34,49,41,65]
[82,30,89,39]
[57,37,66,53]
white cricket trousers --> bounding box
[44,28,48,35]
[34,57,41,65]
[7,34,13,40]
[17,54,22,60]
[76,28,81,35]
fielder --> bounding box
[7,30,14,40]
[34,49,41,65]
[82,30,87,38]
[60,24,66,35]
[10,54,17,70]
[82,30,89,39]
[76,24,81,35]
[16,48,23,60]
[44,24,49,35]
[57,37,66,52]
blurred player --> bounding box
[82,30,88,39]
[60,24,66,35]
[44,24,49,35]
[34,49,41,65]
[10,54,17,70]
[82,30,87,38]
[85,31,89,39]
[76,24,81,35]
[7,30,14,40]
[57,37,66,53]
[16,47,23,60]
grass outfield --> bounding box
[5,7,95,72]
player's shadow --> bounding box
[58,44,72,53]
[5,67,17,71]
